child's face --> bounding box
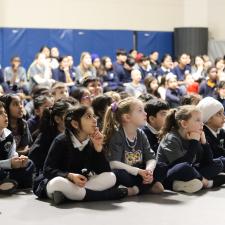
[219,85,225,98]
[54,87,69,101]
[209,68,218,81]
[216,60,225,70]
[67,56,74,67]
[9,96,24,119]
[80,108,97,135]
[185,74,194,85]
[105,58,112,69]
[35,99,53,118]
[51,48,59,58]
[207,109,225,130]
[0,107,8,130]
[81,90,92,106]
[93,58,101,69]
[132,71,142,83]
[162,57,172,69]
[195,56,204,66]
[182,111,203,134]
[11,57,21,68]
[128,101,147,127]
[142,59,150,67]
[150,79,158,91]
[167,78,178,89]
[83,54,92,66]
[151,52,159,61]
[149,110,168,131]
[179,54,188,66]
[87,81,103,97]
[60,57,69,69]
[117,54,127,63]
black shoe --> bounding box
[109,187,128,200]
[213,174,225,187]
[84,187,128,202]
[52,191,66,205]
[0,179,18,195]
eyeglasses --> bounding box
[82,95,92,100]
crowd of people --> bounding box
[1,45,225,205]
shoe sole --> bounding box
[173,179,203,193]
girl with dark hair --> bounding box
[92,94,113,130]
[29,100,71,173]
[71,87,92,106]
[156,54,173,78]
[0,100,34,191]
[0,94,32,155]
[101,56,123,92]
[144,75,160,98]
[40,105,127,204]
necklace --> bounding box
[123,128,137,150]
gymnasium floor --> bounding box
[1,187,224,225]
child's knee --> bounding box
[101,172,117,186]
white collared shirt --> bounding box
[146,123,159,135]
[0,128,11,141]
[205,125,221,138]
[70,132,90,151]
[0,128,18,169]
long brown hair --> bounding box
[159,105,200,140]
[102,97,141,144]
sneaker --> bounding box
[173,179,203,193]
[213,174,225,188]
[110,187,128,200]
[0,179,18,195]
[52,191,66,205]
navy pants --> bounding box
[0,160,34,189]
[164,159,223,190]
[217,156,225,172]
[113,163,168,194]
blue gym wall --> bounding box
[0,28,173,69]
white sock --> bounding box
[206,180,213,188]
[127,186,139,196]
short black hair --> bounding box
[145,98,169,121]
[116,49,127,56]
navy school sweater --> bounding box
[204,126,225,158]
[43,133,111,181]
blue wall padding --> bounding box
[137,31,174,61]
[0,28,173,69]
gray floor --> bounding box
[1,187,225,225]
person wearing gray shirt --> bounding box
[107,127,167,195]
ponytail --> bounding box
[39,100,70,134]
[159,105,200,140]
[102,97,142,145]
[102,102,118,145]
[159,108,177,140]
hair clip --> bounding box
[111,102,118,113]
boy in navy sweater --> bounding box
[142,98,169,153]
